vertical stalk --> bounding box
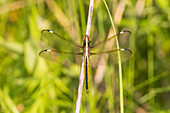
[103,0,124,113]
[146,0,155,105]
[148,35,154,104]
[103,0,124,112]
[75,0,94,113]
[127,4,136,112]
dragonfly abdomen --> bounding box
[84,56,89,93]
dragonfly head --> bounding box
[83,35,91,42]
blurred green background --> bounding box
[0,0,170,113]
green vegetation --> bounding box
[0,0,169,113]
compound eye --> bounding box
[83,35,91,42]
[83,36,86,41]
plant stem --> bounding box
[75,0,94,113]
[103,0,124,113]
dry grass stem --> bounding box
[75,0,94,113]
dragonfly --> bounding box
[39,29,132,93]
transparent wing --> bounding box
[91,30,131,52]
[90,30,132,67]
[90,48,132,67]
[40,29,82,50]
[39,49,82,62]
[39,29,83,62]
[91,48,132,61]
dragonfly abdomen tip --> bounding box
[86,89,88,93]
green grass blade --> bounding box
[103,0,124,113]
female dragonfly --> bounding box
[39,29,132,93]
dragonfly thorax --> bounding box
[83,35,91,57]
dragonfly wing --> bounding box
[40,29,82,51]
[90,30,132,67]
[39,29,83,62]
[91,30,131,51]
[90,48,132,67]
[39,49,83,63]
